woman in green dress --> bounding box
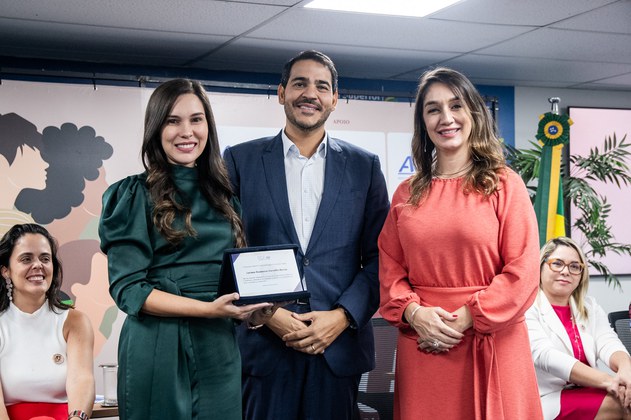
[99,79,274,419]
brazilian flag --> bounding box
[533,112,572,246]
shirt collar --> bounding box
[281,129,328,158]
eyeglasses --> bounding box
[545,258,584,275]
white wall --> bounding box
[514,86,631,150]
[514,86,631,315]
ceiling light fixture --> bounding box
[304,0,462,18]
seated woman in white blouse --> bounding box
[526,236,631,420]
[0,224,95,420]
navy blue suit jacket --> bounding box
[223,132,389,377]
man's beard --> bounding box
[284,101,333,132]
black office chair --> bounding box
[608,310,631,353]
[358,317,397,420]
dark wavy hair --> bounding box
[408,67,506,205]
[16,123,113,223]
[0,113,43,165]
[141,79,246,247]
[280,50,338,93]
[0,223,71,313]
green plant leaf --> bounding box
[510,132,631,289]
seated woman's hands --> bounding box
[612,364,631,411]
[405,304,464,354]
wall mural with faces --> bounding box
[0,109,117,359]
[15,123,113,242]
[0,113,48,233]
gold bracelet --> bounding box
[409,305,422,323]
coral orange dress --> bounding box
[379,169,543,420]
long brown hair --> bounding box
[141,79,246,247]
[0,223,71,313]
[408,67,506,205]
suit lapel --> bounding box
[538,292,574,353]
[262,134,301,246]
[306,137,346,253]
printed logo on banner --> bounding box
[398,156,415,176]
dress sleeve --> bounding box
[378,180,420,332]
[526,296,577,381]
[98,175,155,317]
[588,297,631,364]
[466,169,541,333]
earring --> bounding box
[5,278,12,302]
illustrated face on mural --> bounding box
[161,93,208,168]
[7,146,49,191]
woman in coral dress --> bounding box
[378,67,543,419]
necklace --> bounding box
[434,162,473,179]
[570,316,583,362]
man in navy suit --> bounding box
[223,50,389,419]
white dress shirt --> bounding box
[282,130,327,253]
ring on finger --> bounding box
[310,344,316,352]
[432,340,439,348]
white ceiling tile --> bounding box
[203,38,460,79]
[551,1,631,34]
[429,0,618,25]
[586,71,631,85]
[478,27,631,64]
[441,54,631,84]
[0,0,287,35]
[0,19,231,66]
[2,0,631,91]
[246,8,533,52]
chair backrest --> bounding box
[608,310,631,353]
[358,317,397,420]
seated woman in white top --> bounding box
[526,236,631,420]
[0,224,95,420]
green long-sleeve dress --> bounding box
[99,165,241,420]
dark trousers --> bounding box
[242,349,361,420]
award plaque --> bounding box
[218,244,310,304]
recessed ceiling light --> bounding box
[304,0,462,18]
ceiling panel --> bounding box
[478,27,631,64]
[0,0,288,35]
[583,71,631,87]
[0,19,231,66]
[1,0,631,91]
[551,1,631,34]
[438,54,631,84]
[203,38,461,80]
[245,8,534,52]
[429,0,619,25]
